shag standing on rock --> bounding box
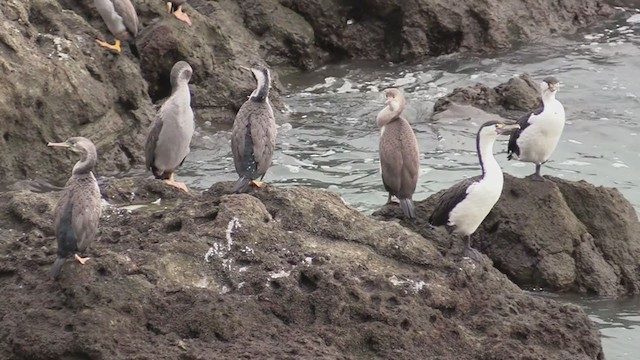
[429,121,519,262]
[507,76,565,181]
[231,64,277,193]
[377,88,420,219]
[48,137,102,280]
[167,0,192,26]
[145,61,195,193]
[93,0,139,56]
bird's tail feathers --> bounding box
[399,198,416,219]
[50,257,66,280]
[233,176,252,194]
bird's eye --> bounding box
[494,124,499,128]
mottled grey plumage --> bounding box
[48,137,102,280]
[145,61,194,192]
[231,64,277,193]
[94,0,139,56]
[377,88,420,219]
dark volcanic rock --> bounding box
[0,0,154,184]
[283,0,611,62]
[0,178,604,359]
[0,0,613,185]
[375,174,640,296]
[432,74,541,121]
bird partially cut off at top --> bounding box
[93,0,140,56]
[167,0,192,26]
[48,137,102,280]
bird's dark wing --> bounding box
[113,0,139,38]
[428,176,481,226]
[398,118,420,199]
[231,104,251,177]
[53,188,78,258]
[71,177,102,252]
[231,102,276,179]
[144,115,164,171]
[379,132,403,196]
[252,108,277,177]
[507,106,541,159]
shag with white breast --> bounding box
[377,88,420,219]
[48,137,102,280]
[145,61,195,193]
[507,76,565,181]
[167,0,192,26]
[429,121,519,262]
[231,64,277,194]
[93,0,139,56]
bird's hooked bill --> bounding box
[497,123,520,135]
[47,142,70,148]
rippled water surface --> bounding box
[174,15,640,358]
[184,21,640,215]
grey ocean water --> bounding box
[121,14,640,359]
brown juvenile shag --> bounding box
[377,88,420,219]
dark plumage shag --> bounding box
[429,121,519,263]
[231,64,277,193]
[377,88,420,219]
[48,137,102,280]
[145,61,194,192]
[94,0,139,57]
[507,76,565,181]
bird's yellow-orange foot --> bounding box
[95,39,122,53]
[165,179,190,193]
[173,6,192,26]
[74,254,90,265]
[251,180,265,188]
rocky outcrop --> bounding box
[283,0,612,62]
[1,0,155,183]
[375,174,640,296]
[0,0,613,185]
[432,74,542,121]
[0,179,604,359]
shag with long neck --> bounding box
[167,0,192,26]
[231,64,277,194]
[93,0,139,56]
[145,61,195,193]
[507,76,565,181]
[48,137,102,280]
[377,88,420,219]
[429,121,519,262]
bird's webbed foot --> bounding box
[95,38,122,53]
[74,254,90,265]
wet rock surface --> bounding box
[432,74,542,121]
[1,0,612,185]
[284,0,611,62]
[375,174,640,297]
[0,178,604,359]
